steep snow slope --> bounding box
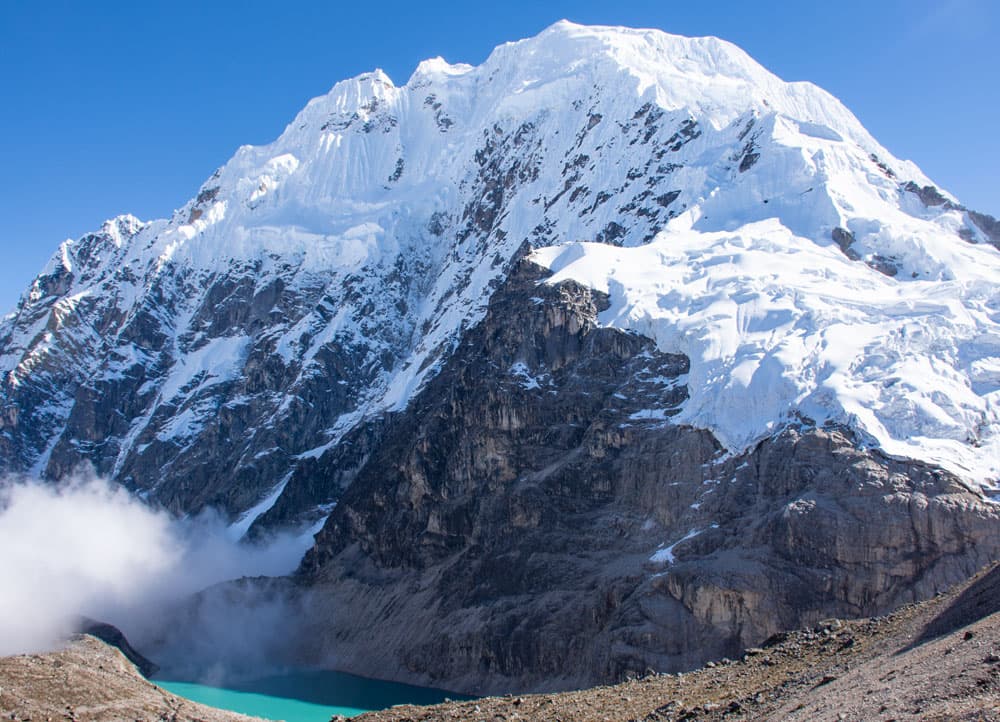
[534,214,1000,484]
[0,21,997,525]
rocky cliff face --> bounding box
[1,20,999,695]
[347,563,1000,721]
[294,256,1000,694]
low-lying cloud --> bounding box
[0,472,316,676]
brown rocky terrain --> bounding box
[348,561,1000,721]
[0,635,261,722]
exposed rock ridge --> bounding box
[901,179,1000,249]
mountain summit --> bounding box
[2,22,999,691]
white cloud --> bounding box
[0,473,311,660]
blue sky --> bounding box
[0,0,997,312]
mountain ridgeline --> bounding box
[2,22,999,692]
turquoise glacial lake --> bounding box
[156,669,467,721]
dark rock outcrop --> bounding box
[831,226,860,261]
[347,563,1000,722]
[75,617,158,678]
[969,209,1000,247]
[902,180,1000,249]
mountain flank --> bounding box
[290,254,1000,693]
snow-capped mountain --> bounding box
[3,21,1000,689]
[3,21,997,519]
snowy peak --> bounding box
[174,19,930,266]
[1,22,998,525]
[408,56,475,83]
[311,68,398,115]
[478,21,878,149]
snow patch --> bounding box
[228,472,293,540]
[160,335,251,403]
[509,362,542,390]
[650,525,717,565]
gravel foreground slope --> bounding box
[351,563,1000,722]
[1,563,998,722]
[0,635,261,722]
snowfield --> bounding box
[534,213,1000,486]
